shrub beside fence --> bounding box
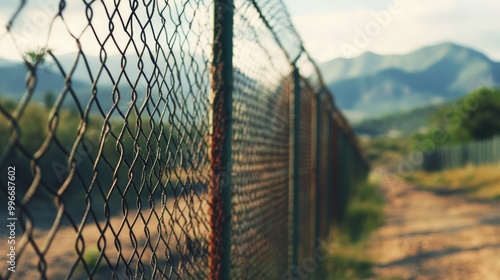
[422,135,500,171]
[0,0,369,279]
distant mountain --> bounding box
[320,42,500,121]
[0,52,208,116]
[0,58,92,106]
[2,42,499,123]
[355,87,500,139]
[353,104,440,137]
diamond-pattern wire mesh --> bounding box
[231,1,293,279]
[229,1,294,278]
[316,94,333,241]
[297,78,315,264]
[0,0,214,279]
[0,0,370,279]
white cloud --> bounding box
[0,0,214,61]
[1,0,498,63]
[290,0,500,62]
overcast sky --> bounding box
[285,0,500,62]
[0,0,498,63]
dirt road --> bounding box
[369,172,500,280]
[0,196,209,279]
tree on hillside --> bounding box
[44,90,56,109]
[431,87,500,143]
[460,88,500,140]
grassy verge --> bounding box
[313,173,387,280]
[359,137,412,166]
[406,164,500,200]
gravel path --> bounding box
[369,171,500,280]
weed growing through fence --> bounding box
[81,247,103,272]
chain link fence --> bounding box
[422,135,500,171]
[0,0,369,279]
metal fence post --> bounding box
[314,92,322,242]
[210,0,234,279]
[324,107,333,231]
[290,66,301,269]
[330,114,339,224]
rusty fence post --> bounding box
[210,0,234,279]
[290,66,301,270]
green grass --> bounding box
[313,174,386,280]
[360,137,412,166]
[406,164,500,200]
[81,247,103,272]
